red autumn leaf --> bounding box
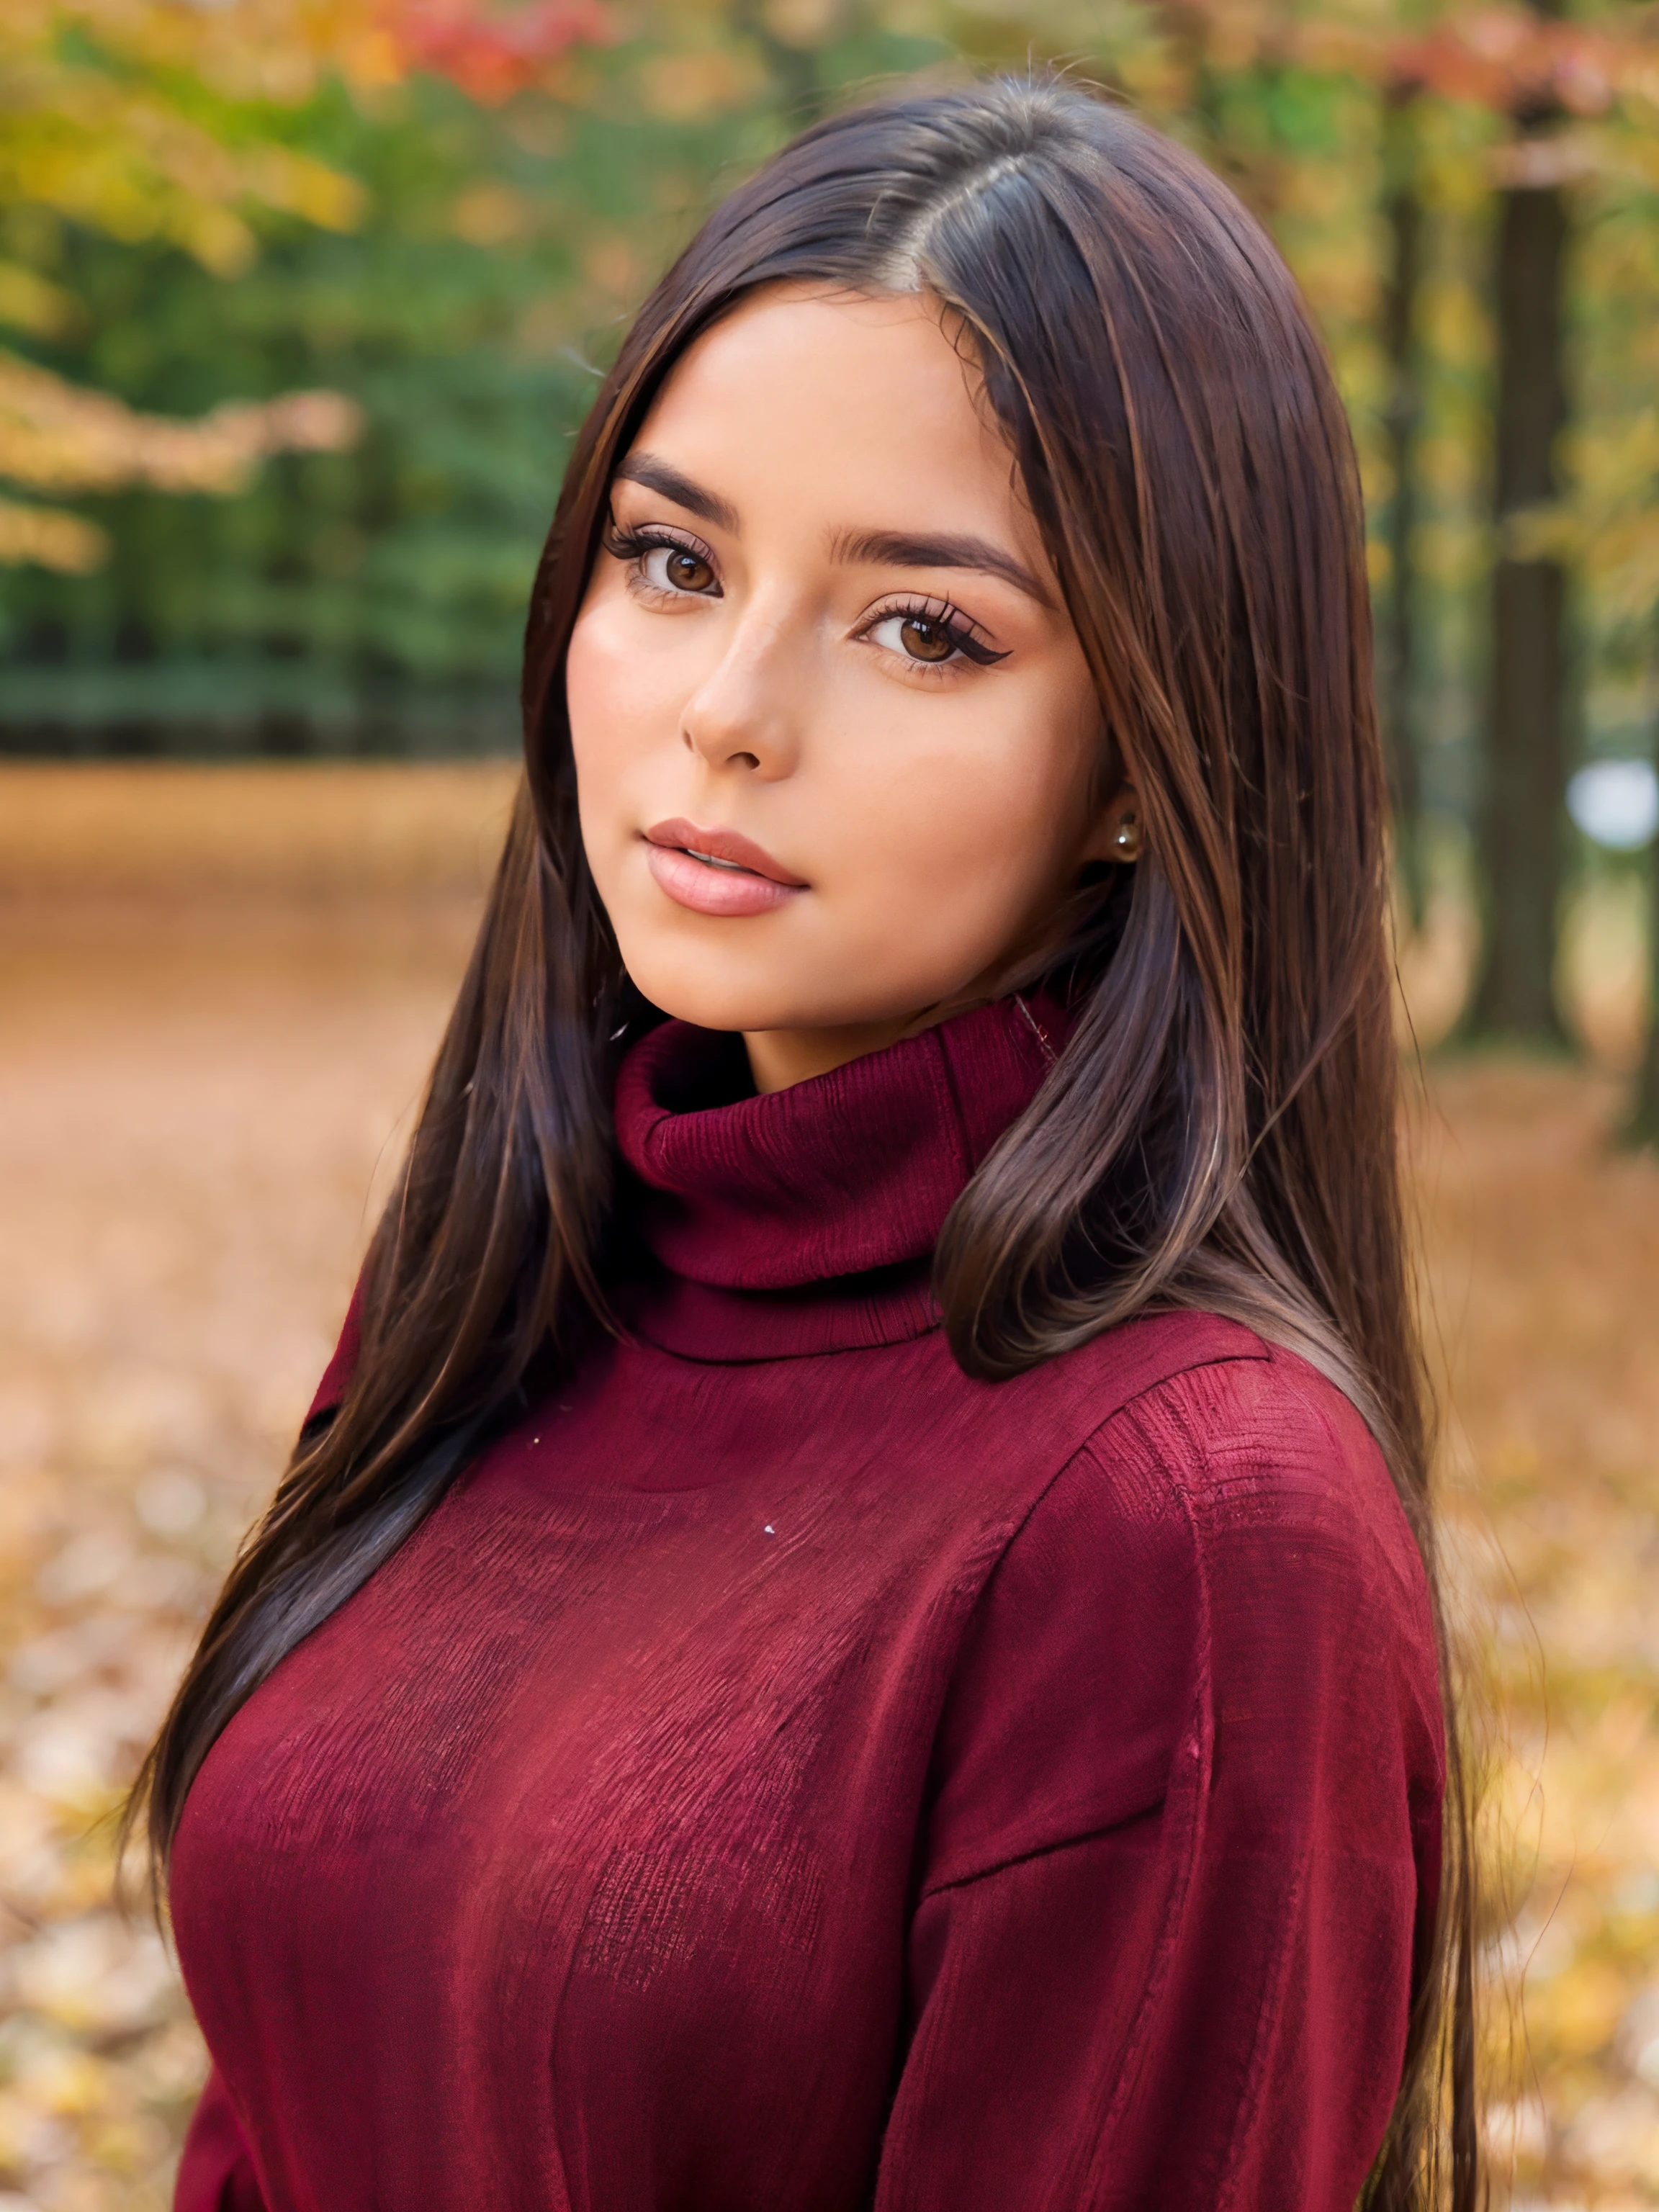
[393,0,614,102]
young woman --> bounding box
[141,75,1475,2212]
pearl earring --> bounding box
[1112,815,1142,862]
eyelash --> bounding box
[604,521,719,596]
[854,594,1010,671]
[603,519,1010,673]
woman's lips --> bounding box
[642,819,806,918]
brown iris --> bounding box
[666,547,714,592]
[899,616,954,662]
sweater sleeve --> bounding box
[873,1347,1444,2212]
[175,2068,269,2212]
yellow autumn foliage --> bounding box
[0,495,109,574]
[0,0,374,274]
[0,1,394,566]
[0,352,363,500]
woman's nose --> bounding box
[680,604,803,781]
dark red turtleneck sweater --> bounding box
[171,999,1443,2212]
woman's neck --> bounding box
[742,1017,917,1095]
[743,999,996,1094]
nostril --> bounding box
[731,752,760,770]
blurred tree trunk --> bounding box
[1632,855,1659,1146]
[1629,645,1659,1146]
[1470,38,1572,1043]
[1381,96,1424,925]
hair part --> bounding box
[130,75,1478,2208]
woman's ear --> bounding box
[1082,783,1143,866]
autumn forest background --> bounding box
[1,0,1659,2204]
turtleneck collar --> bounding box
[611,994,1064,1361]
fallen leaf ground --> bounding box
[0,766,1653,2208]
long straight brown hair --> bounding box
[133,75,1476,2208]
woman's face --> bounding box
[567,285,1125,1092]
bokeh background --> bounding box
[1,1,1658,2205]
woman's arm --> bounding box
[874,1347,1444,2212]
[176,2067,269,2212]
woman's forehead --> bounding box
[621,289,1043,567]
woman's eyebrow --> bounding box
[832,526,1052,605]
[612,454,739,533]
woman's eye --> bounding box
[867,612,962,665]
[642,542,716,595]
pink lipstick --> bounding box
[642,819,807,918]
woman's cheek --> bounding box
[567,647,638,915]
[869,712,1069,908]
[567,605,652,763]
[568,616,678,876]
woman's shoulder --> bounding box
[1061,1322,1429,1617]
[926,1323,1442,1891]
[972,1311,1439,1745]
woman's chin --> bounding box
[616,958,909,1043]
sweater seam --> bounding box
[916,1797,1169,1899]
[1076,1380,1220,2195]
[915,1344,1258,1904]
[977,1343,1269,1588]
